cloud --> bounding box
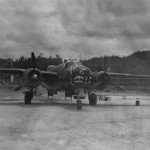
[0,0,150,59]
[0,0,62,58]
[57,0,150,56]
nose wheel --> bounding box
[24,91,33,104]
[76,99,82,110]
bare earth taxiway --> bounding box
[0,88,150,150]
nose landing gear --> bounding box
[76,99,82,110]
[74,88,85,110]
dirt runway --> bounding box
[0,89,150,150]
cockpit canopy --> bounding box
[65,61,82,69]
[47,65,56,71]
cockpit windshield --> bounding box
[65,61,82,68]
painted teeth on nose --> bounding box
[80,77,83,80]
[79,77,83,81]
[74,76,80,81]
[85,77,88,80]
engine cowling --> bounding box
[95,71,111,85]
[24,68,42,88]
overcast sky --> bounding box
[0,0,150,60]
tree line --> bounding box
[0,50,150,75]
[0,54,63,71]
[82,50,150,75]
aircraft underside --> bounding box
[23,86,98,110]
[48,87,97,110]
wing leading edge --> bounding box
[0,68,58,81]
[109,72,150,79]
[0,68,25,75]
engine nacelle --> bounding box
[95,71,111,85]
[24,68,42,88]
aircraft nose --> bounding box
[84,71,91,81]
[75,67,91,80]
[71,66,92,87]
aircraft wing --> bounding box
[41,71,58,81]
[0,68,58,90]
[0,68,58,79]
[90,71,150,92]
[0,68,25,76]
[109,72,150,79]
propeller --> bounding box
[103,56,124,91]
[109,81,124,92]
[15,52,41,91]
[89,56,125,92]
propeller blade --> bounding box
[14,85,24,91]
[88,81,104,92]
[110,81,124,92]
[31,52,36,69]
[104,56,107,73]
[31,52,35,61]
[14,81,29,91]
[92,82,103,89]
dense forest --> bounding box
[82,50,150,75]
[0,50,150,75]
[0,54,63,71]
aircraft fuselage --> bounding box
[47,61,92,91]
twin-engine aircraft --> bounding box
[0,52,150,110]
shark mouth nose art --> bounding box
[71,67,92,87]
[73,76,91,83]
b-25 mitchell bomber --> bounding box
[0,52,150,110]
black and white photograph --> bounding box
[0,0,150,149]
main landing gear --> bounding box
[24,91,33,104]
[88,93,97,105]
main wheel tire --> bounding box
[77,99,82,110]
[25,91,33,104]
[136,100,140,106]
[89,93,97,105]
